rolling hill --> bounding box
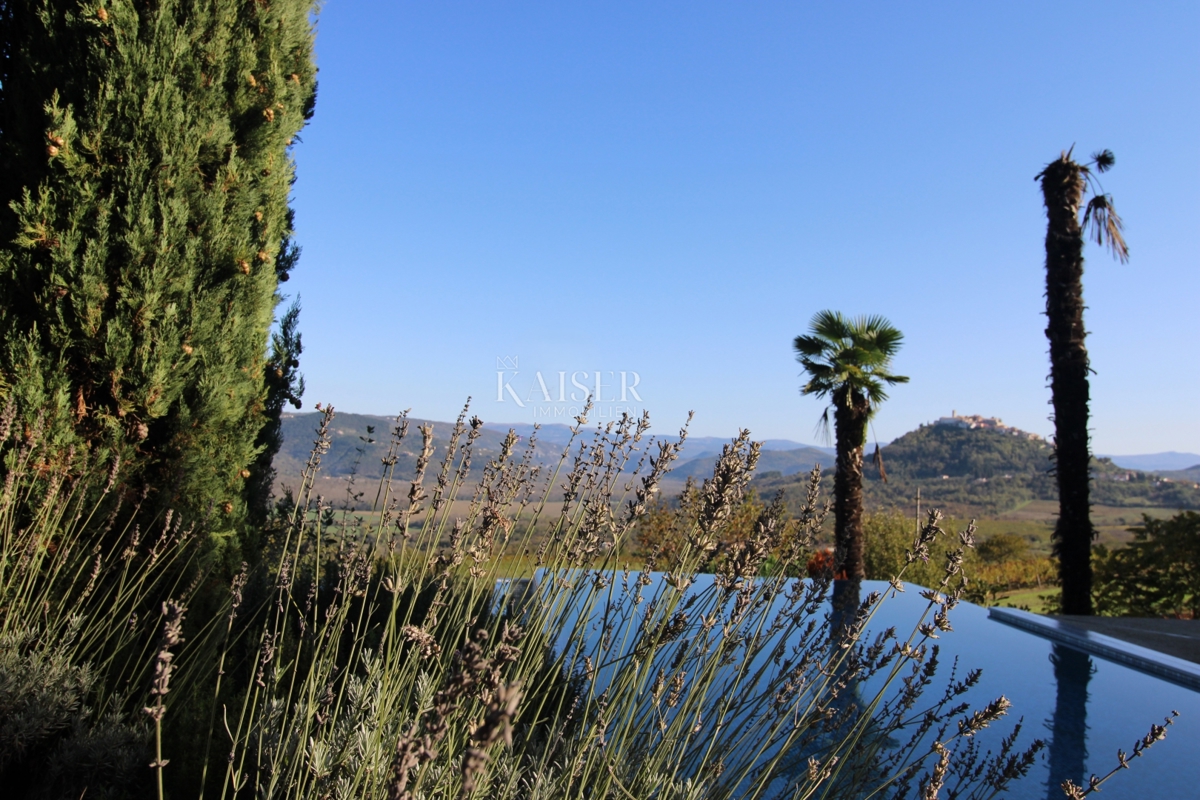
[1100,451,1200,472]
[271,412,832,503]
[271,413,1199,516]
[1159,465,1200,483]
[672,446,835,480]
[754,424,1200,516]
[271,412,528,504]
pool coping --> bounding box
[988,607,1200,693]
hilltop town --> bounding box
[934,411,1043,440]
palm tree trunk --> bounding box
[833,386,869,581]
[1041,153,1095,615]
[1047,644,1093,793]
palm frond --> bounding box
[793,334,831,359]
[796,356,835,375]
[800,378,834,399]
[809,309,853,343]
[861,322,905,356]
[1082,194,1129,264]
[814,406,832,447]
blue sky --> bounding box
[286,1,1199,455]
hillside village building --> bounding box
[934,411,1042,440]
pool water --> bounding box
[531,573,1199,799]
[857,582,1199,799]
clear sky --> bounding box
[285,1,1199,455]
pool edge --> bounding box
[987,607,1200,693]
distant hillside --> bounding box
[673,446,835,481]
[273,413,825,502]
[874,424,1055,481]
[1159,465,1200,483]
[275,412,528,485]
[1100,451,1200,472]
[682,436,830,457]
[755,424,1200,515]
[273,413,1200,514]
[481,424,824,464]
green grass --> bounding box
[989,588,1059,614]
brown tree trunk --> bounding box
[1041,154,1095,615]
[833,386,870,581]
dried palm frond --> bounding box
[815,407,832,447]
[1091,149,1115,173]
[1082,193,1129,263]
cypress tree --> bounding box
[0,1,316,537]
[245,291,303,528]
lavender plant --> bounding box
[0,395,1169,799]
[0,397,200,797]
[188,402,1153,800]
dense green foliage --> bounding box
[245,297,304,526]
[1094,511,1200,618]
[976,532,1030,563]
[861,511,1056,606]
[861,509,955,589]
[0,0,316,535]
[635,485,808,573]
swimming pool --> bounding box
[858,583,1199,799]
[524,572,1199,799]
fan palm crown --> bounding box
[794,311,908,422]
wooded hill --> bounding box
[753,424,1200,515]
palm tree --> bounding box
[1037,148,1128,616]
[794,311,908,580]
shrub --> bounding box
[862,512,1059,606]
[862,509,962,588]
[1094,511,1200,618]
[635,482,807,575]
[0,398,201,797]
[977,532,1030,564]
